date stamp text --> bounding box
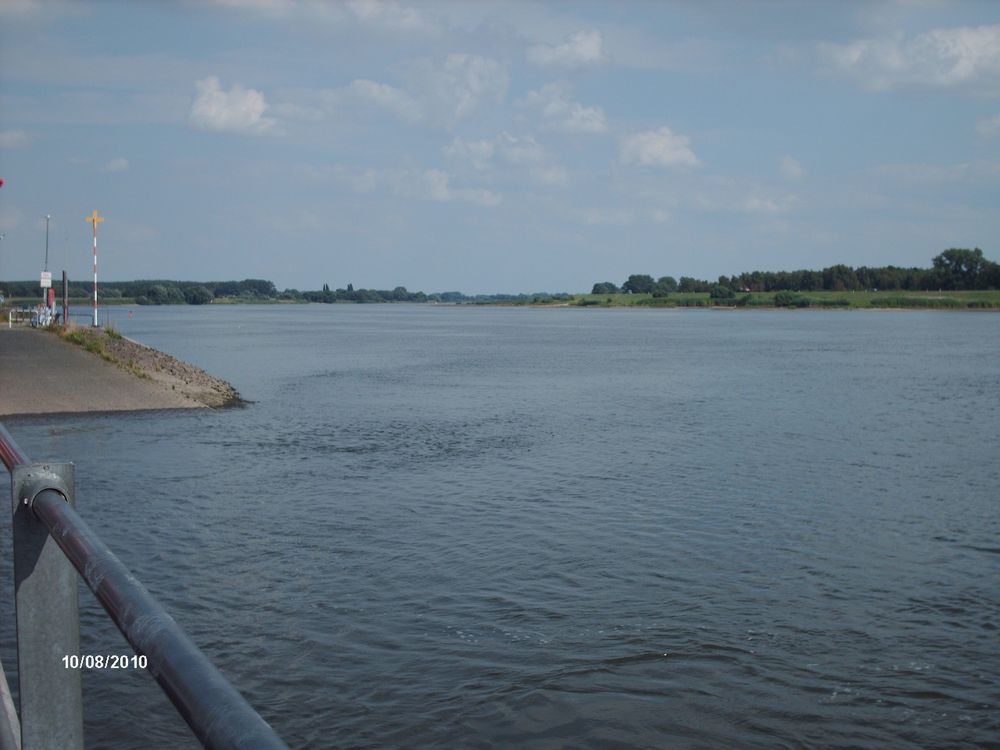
[62,654,147,670]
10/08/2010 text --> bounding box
[62,654,147,670]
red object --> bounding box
[47,288,56,307]
[0,178,4,188]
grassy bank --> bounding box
[48,323,149,379]
[567,289,1000,310]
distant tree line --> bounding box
[297,285,573,304]
[117,278,278,304]
[299,284,430,303]
[592,249,1000,297]
[0,278,279,305]
[0,275,574,305]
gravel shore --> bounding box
[101,332,243,408]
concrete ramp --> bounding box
[0,328,206,416]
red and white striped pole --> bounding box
[85,210,104,327]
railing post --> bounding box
[9,463,83,750]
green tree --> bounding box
[239,279,277,297]
[710,284,735,299]
[678,276,709,293]
[653,276,678,297]
[184,285,213,305]
[932,248,986,289]
[145,284,184,304]
[622,274,655,294]
[822,264,859,292]
[591,281,620,294]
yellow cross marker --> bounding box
[85,210,104,226]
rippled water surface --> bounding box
[2,305,999,748]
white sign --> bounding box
[40,271,52,288]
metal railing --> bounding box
[5,311,32,329]
[0,423,289,750]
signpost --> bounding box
[40,272,52,289]
[85,211,104,327]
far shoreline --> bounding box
[4,288,999,313]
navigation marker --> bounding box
[85,210,104,327]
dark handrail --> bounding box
[0,424,28,472]
[1,424,289,749]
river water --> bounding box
[2,305,998,748]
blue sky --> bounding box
[1,0,998,293]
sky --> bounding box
[1,0,999,294]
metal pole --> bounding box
[91,218,97,327]
[42,216,49,308]
[85,211,103,327]
[62,271,68,324]
[0,655,20,750]
[9,464,83,750]
[0,424,28,471]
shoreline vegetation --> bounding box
[2,248,998,311]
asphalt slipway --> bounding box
[0,327,204,417]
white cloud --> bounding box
[421,169,501,206]
[519,82,607,134]
[296,164,503,204]
[620,127,699,168]
[527,30,605,68]
[780,155,805,180]
[742,193,796,214]
[686,176,797,215]
[445,133,569,188]
[445,132,545,167]
[559,102,606,133]
[346,0,437,35]
[495,133,546,165]
[444,137,495,170]
[822,24,1000,92]
[189,76,277,135]
[976,114,1000,137]
[350,54,507,127]
[412,54,507,124]
[0,130,30,148]
[349,79,422,122]
[102,157,129,172]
